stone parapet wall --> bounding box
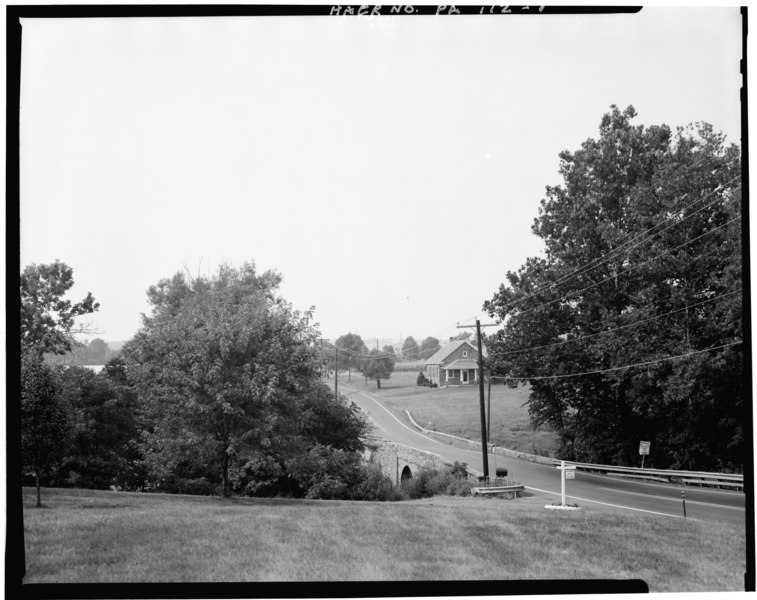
[364,436,453,485]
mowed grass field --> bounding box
[20,487,745,591]
[340,370,561,457]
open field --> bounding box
[20,487,745,591]
[340,371,561,457]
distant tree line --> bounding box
[46,337,120,367]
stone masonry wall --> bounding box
[364,437,454,486]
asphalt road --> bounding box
[337,379,746,525]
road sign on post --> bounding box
[639,440,651,469]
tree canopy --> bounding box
[54,364,144,490]
[335,332,369,376]
[21,355,71,506]
[484,106,742,471]
[419,337,441,360]
[362,347,396,388]
[401,336,419,360]
[21,261,99,357]
[123,262,368,496]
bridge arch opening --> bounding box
[400,465,413,481]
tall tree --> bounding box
[401,336,419,360]
[484,106,742,471]
[124,262,367,497]
[362,347,396,389]
[54,365,143,490]
[335,332,369,381]
[21,355,71,506]
[419,337,441,360]
[21,261,99,357]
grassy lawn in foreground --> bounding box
[340,371,560,456]
[21,487,745,591]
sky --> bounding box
[18,6,743,346]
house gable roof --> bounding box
[443,359,479,370]
[425,340,481,365]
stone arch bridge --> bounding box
[363,437,463,486]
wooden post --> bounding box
[476,320,489,479]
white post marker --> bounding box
[556,460,577,506]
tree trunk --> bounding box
[222,450,230,498]
[35,472,41,508]
[376,379,381,389]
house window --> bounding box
[462,351,468,358]
[447,369,456,381]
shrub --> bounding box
[351,462,401,501]
[399,469,435,499]
[286,444,365,500]
[398,464,474,499]
[180,477,216,496]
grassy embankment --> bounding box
[21,487,745,590]
[337,370,560,457]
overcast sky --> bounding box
[19,7,742,345]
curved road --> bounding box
[337,380,746,525]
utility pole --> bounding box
[334,346,338,401]
[457,320,496,479]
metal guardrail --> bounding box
[552,459,744,488]
[472,485,525,496]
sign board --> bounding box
[639,441,651,455]
[565,470,575,480]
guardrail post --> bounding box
[682,491,686,518]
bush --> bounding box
[351,462,402,501]
[286,444,365,500]
[398,464,474,499]
[416,370,428,386]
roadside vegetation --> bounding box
[22,486,745,591]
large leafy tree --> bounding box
[21,261,99,357]
[484,106,742,471]
[335,332,369,381]
[124,262,367,497]
[401,336,419,360]
[419,337,441,360]
[362,347,396,389]
[21,355,71,506]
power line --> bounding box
[494,288,742,357]
[508,215,740,320]
[490,177,740,316]
[489,340,742,382]
[321,181,739,365]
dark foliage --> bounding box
[484,106,742,471]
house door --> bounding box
[462,371,469,384]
